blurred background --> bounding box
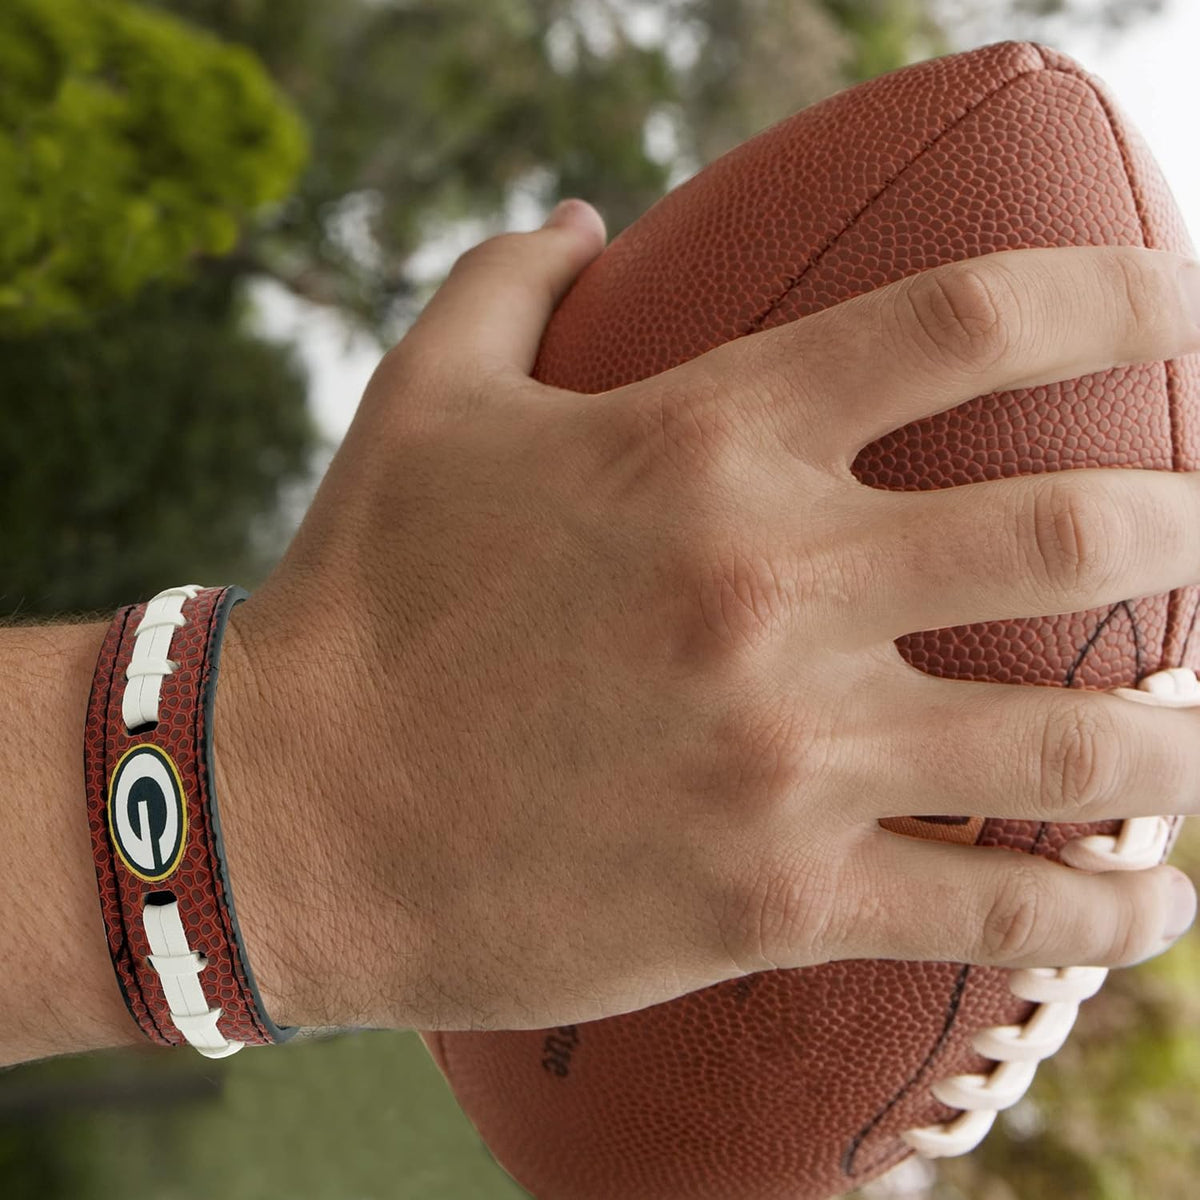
[2,0,1199,1196]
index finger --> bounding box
[694,245,1200,467]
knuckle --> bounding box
[450,231,523,275]
[720,697,828,811]
[1040,704,1124,820]
[1020,477,1117,598]
[980,863,1049,963]
[361,341,445,429]
[366,339,420,394]
[1105,879,1159,966]
[726,338,829,452]
[1106,248,1177,352]
[689,546,809,658]
[629,373,742,487]
[726,846,842,971]
[898,263,1014,374]
[1145,710,1195,818]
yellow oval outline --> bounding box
[106,744,189,883]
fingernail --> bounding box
[1163,869,1197,942]
[1181,261,1200,330]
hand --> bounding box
[214,199,1200,1034]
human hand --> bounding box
[213,199,1200,1034]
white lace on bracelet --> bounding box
[901,665,1200,1159]
[144,897,241,1058]
[125,584,244,1059]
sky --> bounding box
[251,0,1200,468]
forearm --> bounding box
[0,596,380,1067]
[0,619,143,1065]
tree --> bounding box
[0,0,307,334]
[146,0,681,331]
[0,0,317,619]
[0,266,316,618]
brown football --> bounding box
[419,40,1200,1199]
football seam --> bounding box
[1065,599,1143,689]
[839,962,971,1179]
[1077,48,1199,691]
[1074,53,1173,470]
[745,58,1052,337]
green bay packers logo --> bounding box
[107,745,188,882]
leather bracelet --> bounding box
[84,584,296,1057]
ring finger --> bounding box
[838,669,1200,827]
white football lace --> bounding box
[125,585,244,1058]
[902,665,1200,1159]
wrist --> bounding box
[212,588,433,1034]
[210,600,303,1029]
[213,593,370,1032]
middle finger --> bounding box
[846,670,1200,827]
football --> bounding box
[419,40,1200,1199]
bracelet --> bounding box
[84,584,296,1057]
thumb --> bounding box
[405,198,607,379]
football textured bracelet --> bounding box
[84,584,296,1057]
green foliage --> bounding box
[148,0,681,329]
[0,269,316,618]
[821,0,953,82]
[0,0,307,333]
